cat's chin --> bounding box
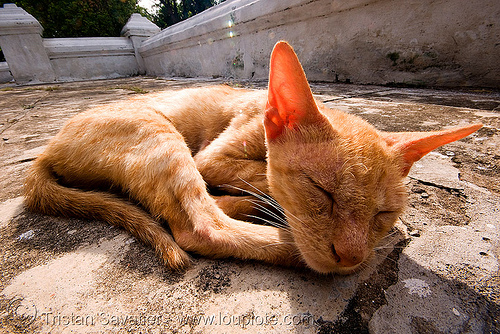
[302,253,363,275]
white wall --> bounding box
[1,1,499,88]
[44,38,138,82]
[140,0,500,88]
[0,62,13,83]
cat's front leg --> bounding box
[213,195,286,227]
[171,211,302,268]
[162,179,300,267]
[133,129,301,267]
[213,195,259,220]
[193,116,269,195]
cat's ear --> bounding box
[381,124,482,176]
[264,41,325,141]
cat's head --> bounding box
[264,41,482,274]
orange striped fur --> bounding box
[24,42,481,274]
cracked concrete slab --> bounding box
[0,77,499,333]
[0,197,23,229]
[408,152,464,190]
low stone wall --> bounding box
[0,62,13,83]
[140,0,500,88]
[44,38,138,82]
[0,5,159,85]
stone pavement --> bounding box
[0,77,498,333]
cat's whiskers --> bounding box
[225,179,307,232]
[373,229,405,252]
[360,251,390,273]
[245,198,288,225]
[222,182,275,205]
[245,201,305,237]
[357,260,373,272]
[378,255,398,266]
[363,260,386,274]
[238,178,307,230]
[381,228,399,238]
[375,245,407,251]
[373,243,397,252]
[244,212,288,230]
[376,229,398,243]
[237,178,282,207]
[219,182,300,233]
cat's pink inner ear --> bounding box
[265,41,322,140]
[382,124,482,176]
[264,102,285,140]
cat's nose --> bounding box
[331,244,364,267]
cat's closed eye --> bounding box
[375,210,398,219]
[373,210,399,231]
[306,175,335,216]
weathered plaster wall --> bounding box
[1,1,498,87]
[43,38,138,82]
[0,62,13,83]
[0,5,158,84]
[140,0,500,88]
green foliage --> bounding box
[0,0,227,38]
[0,0,143,38]
[154,0,181,28]
[180,0,215,19]
[154,0,225,29]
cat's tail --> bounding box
[24,154,191,271]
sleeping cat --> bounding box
[24,41,481,274]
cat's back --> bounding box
[151,85,266,153]
[66,85,267,154]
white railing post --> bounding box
[121,14,160,75]
[0,4,55,84]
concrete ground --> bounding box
[0,77,498,333]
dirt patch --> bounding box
[195,262,234,294]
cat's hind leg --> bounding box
[116,122,301,267]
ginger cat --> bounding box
[24,42,481,274]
